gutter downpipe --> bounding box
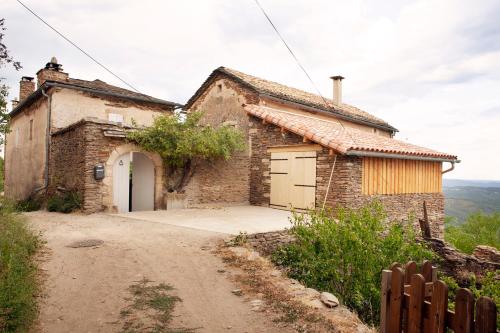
[34,88,51,193]
[441,161,455,175]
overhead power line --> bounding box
[16,0,141,93]
[252,0,355,138]
[253,0,397,199]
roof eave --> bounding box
[10,81,181,117]
[345,150,459,163]
[259,94,399,134]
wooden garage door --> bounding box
[270,151,317,210]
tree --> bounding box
[1,18,22,145]
[127,111,246,192]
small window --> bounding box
[108,113,124,123]
[29,119,33,140]
[217,84,222,92]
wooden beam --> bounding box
[302,137,310,143]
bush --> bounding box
[0,199,41,331]
[272,202,435,326]
[47,192,81,213]
[445,212,500,254]
[14,197,41,212]
[440,271,499,327]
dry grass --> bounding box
[215,242,348,333]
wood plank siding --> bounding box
[362,157,442,195]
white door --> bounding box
[113,153,131,213]
[270,151,317,210]
[131,152,155,211]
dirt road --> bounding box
[27,211,295,333]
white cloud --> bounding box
[1,0,499,179]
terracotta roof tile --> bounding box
[246,105,457,160]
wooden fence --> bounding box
[380,261,497,333]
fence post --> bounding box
[380,270,392,333]
[454,288,474,333]
[421,260,434,282]
[475,296,497,333]
[429,280,448,333]
[408,274,426,333]
[388,266,405,333]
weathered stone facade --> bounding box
[50,118,164,213]
[245,230,295,256]
[184,77,259,206]
[248,116,445,238]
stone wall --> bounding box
[245,230,295,256]
[248,116,445,238]
[426,238,500,282]
[185,77,259,206]
[50,118,164,213]
[48,120,87,197]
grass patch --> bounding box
[0,200,41,332]
[47,192,81,214]
[120,278,197,333]
[14,197,41,213]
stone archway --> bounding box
[103,143,164,212]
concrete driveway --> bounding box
[112,205,293,235]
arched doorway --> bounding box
[112,152,155,213]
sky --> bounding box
[1,0,499,180]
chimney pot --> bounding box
[330,75,344,105]
[37,56,68,87]
[19,76,36,101]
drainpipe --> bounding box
[442,161,455,174]
[34,88,51,193]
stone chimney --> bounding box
[330,75,344,105]
[36,56,68,87]
[19,76,35,101]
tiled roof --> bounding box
[11,77,180,117]
[246,104,457,160]
[63,78,180,106]
[185,66,396,131]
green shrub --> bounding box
[47,192,81,214]
[440,271,499,327]
[14,197,41,212]
[272,202,435,326]
[0,199,41,332]
[445,212,500,254]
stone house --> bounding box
[184,67,458,237]
[6,60,458,238]
[5,58,179,212]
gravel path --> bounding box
[27,211,296,333]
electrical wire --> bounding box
[16,0,142,93]
[253,0,399,202]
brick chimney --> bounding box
[19,76,35,101]
[330,75,344,105]
[36,56,68,87]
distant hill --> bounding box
[443,179,500,223]
[443,179,500,188]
